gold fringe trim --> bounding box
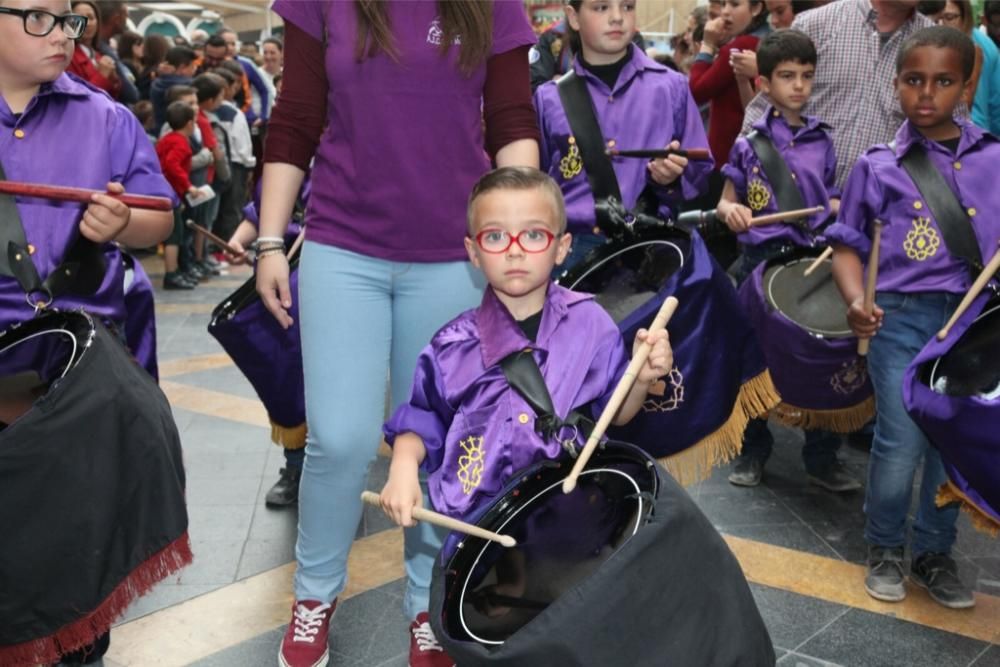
[270,421,307,449]
[936,481,1000,537]
[659,369,781,487]
[771,395,876,434]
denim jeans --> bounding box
[864,291,962,556]
[294,242,485,619]
[734,240,842,472]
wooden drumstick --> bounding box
[184,219,245,257]
[749,205,826,227]
[563,296,680,494]
[0,181,173,211]
[606,148,712,161]
[803,247,834,276]
[360,491,516,548]
[857,221,883,356]
[936,243,1000,340]
[286,227,306,259]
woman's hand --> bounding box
[730,49,758,80]
[79,182,130,243]
[702,17,728,50]
[256,253,294,329]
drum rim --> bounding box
[763,256,853,338]
[560,239,687,295]
[451,461,654,646]
[926,300,1000,393]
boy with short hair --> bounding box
[716,29,855,492]
[189,73,227,274]
[828,26,998,610]
[151,45,197,127]
[380,166,672,527]
[156,101,199,289]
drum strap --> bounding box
[897,143,983,278]
[746,131,809,231]
[0,160,107,306]
[556,71,661,234]
[501,349,595,457]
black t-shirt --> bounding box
[580,51,630,90]
[516,310,543,341]
[936,136,961,154]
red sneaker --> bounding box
[278,599,336,667]
[409,611,453,667]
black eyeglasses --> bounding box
[0,7,88,39]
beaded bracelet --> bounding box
[256,236,285,244]
[255,247,286,260]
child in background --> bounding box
[150,45,196,128]
[716,29,855,492]
[212,66,256,246]
[156,101,200,289]
[828,26,998,610]
[189,73,226,276]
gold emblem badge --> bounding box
[550,37,563,58]
[903,217,941,262]
[559,136,583,180]
[643,366,685,413]
[830,358,868,396]
[457,436,485,495]
[746,178,771,211]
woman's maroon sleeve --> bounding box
[263,21,328,170]
[483,45,541,159]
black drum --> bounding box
[738,248,874,432]
[430,442,774,666]
[557,226,778,485]
[0,311,190,665]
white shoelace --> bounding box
[292,603,332,643]
[412,621,444,653]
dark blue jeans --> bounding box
[284,446,305,470]
[864,291,962,556]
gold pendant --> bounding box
[559,136,583,180]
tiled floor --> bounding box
[99,257,999,667]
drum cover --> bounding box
[904,294,1000,533]
[558,227,779,485]
[431,442,774,666]
[0,311,190,665]
[208,257,305,446]
[738,248,874,432]
[123,253,159,380]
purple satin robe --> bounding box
[534,45,712,233]
[825,119,1000,293]
[384,283,627,520]
[721,106,838,247]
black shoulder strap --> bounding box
[0,159,107,305]
[556,70,622,203]
[746,130,807,213]
[898,143,983,277]
[500,348,593,456]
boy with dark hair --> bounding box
[716,28,854,492]
[151,45,197,127]
[189,73,227,274]
[828,25,994,609]
[157,102,200,289]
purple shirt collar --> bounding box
[752,104,830,139]
[571,44,668,95]
[476,282,593,368]
[891,117,991,160]
[0,73,92,121]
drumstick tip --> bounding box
[500,535,517,548]
[936,328,949,341]
[562,477,577,494]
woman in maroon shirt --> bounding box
[689,0,770,172]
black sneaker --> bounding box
[807,461,862,492]
[163,271,196,290]
[865,545,906,602]
[185,264,208,282]
[728,456,764,487]
[911,552,975,609]
[198,259,221,276]
[265,467,301,508]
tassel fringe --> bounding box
[936,482,1000,537]
[772,395,876,433]
[659,369,781,487]
[0,532,194,667]
[270,420,307,449]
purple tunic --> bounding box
[383,283,627,520]
[721,106,838,247]
[825,119,1000,293]
[271,0,536,262]
[0,74,175,330]
[534,46,712,234]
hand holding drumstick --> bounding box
[845,222,884,356]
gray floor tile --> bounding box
[186,503,255,543]
[808,520,871,564]
[795,608,990,667]
[118,582,224,623]
[171,363,261,401]
[174,539,246,585]
[970,645,1000,667]
[236,538,296,579]
[695,487,802,529]
[248,499,300,542]
[722,523,842,560]
[183,449,269,480]
[748,584,848,651]
[778,652,843,666]
[187,627,284,667]
[186,475,264,506]
[968,556,1000,596]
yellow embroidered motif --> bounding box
[643,366,685,413]
[903,217,941,261]
[830,358,868,396]
[559,137,583,180]
[457,436,485,495]
[746,178,771,211]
